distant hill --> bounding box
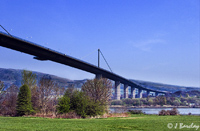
[0,68,87,89]
[0,68,199,94]
[130,79,200,93]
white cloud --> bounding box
[129,39,165,52]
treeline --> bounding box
[0,70,112,118]
[111,96,200,107]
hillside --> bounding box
[0,68,86,89]
[0,68,199,93]
[130,79,200,93]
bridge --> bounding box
[0,31,167,100]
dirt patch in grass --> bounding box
[119,117,144,119]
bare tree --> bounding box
[0,85,18,116]
[50,83,65,116]
[31,86,40,112]
[38,76,54,115]
[82,78,113,106]
[21,70,37,90]
[0,80,5,96]
[38,76,64,116]
[0,80,5,113]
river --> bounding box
[109,107,200,115]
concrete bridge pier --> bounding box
[131,86,136,99]
[95,74,103,80]
[124,84,128,99]
[155,92,159,97]
[115,81,121,100]
[147,90,150,96]
[138,89,143,98]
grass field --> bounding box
[0,115,199,131]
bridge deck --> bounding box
[0,32,166,94]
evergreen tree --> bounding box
[57,96,70,114]
[58,88,106,118]
[85,99,104,117]
[16,85,34,116]
[70,90,87,118]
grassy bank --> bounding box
[0,115,199,131]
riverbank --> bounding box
[109,106,200,115]
[110,105,200,108]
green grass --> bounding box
[0,115,199,131]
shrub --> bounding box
[148,99,153,106]
[0,85,18,116]
[159,108,179,116]
[111,100,123,105]
[122,98,134,106]
[128,110,145,114]
[16,85,34,116]
[159,110,170,116]
[57,96,70,114]
[59,88,107,118]
[173,99,181,106]
[56,111,81,119]
[132,99,140,106]
[169,108,179,115]
[85,100,104,117]
[69,90,88,118]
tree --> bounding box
[173,100,181,106]
[21,70,39,112]
[155,96,166,106]
[59,88,107,118]
[50,83,65,115]
[82,78,113,115]
[82,78,112,106]
[0,85,18,116]
[85,99,104,117]
[186,93,189,98]
[38,76,54,115]
[31,86,40,112]
[38,76,63,115]
[148,99,153,106]
[0,80,5,96]
[16,85,34,116]
[64,87,75,98]
[21,70,37,90]
[69,90,88,118]
[133,99,140,106]
[57,96,70,114]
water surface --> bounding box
[110,107,200,115]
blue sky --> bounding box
[0,0,199,87]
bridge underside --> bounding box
[0,32,167,100]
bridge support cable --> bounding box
[0,32,168,99]
[98,49,113,73]
[98,49,100,68]
[80,49,97,59]
[0,25,12,37]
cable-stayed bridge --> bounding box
[0,31,167,100]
